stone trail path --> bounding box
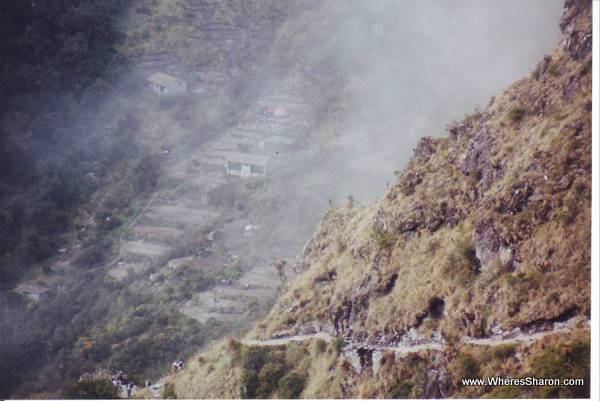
[242,332,336,347]
[239,316,588,371]
[461,317,589,347]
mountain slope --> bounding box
[164,0,592,398]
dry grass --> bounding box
[164,2,591,398]
[170,339,243,399]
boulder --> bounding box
[499,247,513,270]
[474,220,502,269]
[564,29,592,60]
[559,0,592,60]
[461,127,504,188]
[414,137,437,158]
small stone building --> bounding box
[224,152,269,177]
[14,283,51,302]
[146,72,187,95]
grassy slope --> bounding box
[170,0,592,398]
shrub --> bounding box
[455,236,480,273]
[508,106,526,122]
[241,369,259,398]
[371,227,392,249]
[456,354,480,380]
[423,317,439,332]
[278,372,306,398]
[222,265,241,281]
[66,378,118,399]
[241,346,268,371]
[335,235,346,254]
[547,61,561,76]
[259,362,285,387]
[161,383,177,399]
[530,339,589,398]
[75,245,110,268]
[557,194,579,225]
[315,339,327,354]
[332,337,345,354]
[257,362,285,397]
[444,236,480,284]
[389,380,414,398]
[207,183,247,209]
[492,344,516,360]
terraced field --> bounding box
[105,74,315,325]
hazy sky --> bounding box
[296,0,564,203]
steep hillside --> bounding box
[169,0,592,398]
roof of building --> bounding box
[146,72,184,87]
[15,283,50,295]
[266,135,296,145]
[223,152,270,166]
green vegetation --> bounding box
[455,354,480,380]
[491,344,516,360]
[207,182,251,210]
[241,369,261,398]
[65,377,118,399]
[277,372,306,398]
[443,235,480,284]
[507,105,526,122]
[484,338,589,398]
[547,60,561,76]
[240,346,285,398]
[161,383,178,399]
[241,346,270,372]
[389,380,415,398]
[332,338,346,354]
[557,193,579,225]
[0,268,230,397]
[529,339,589,398]
[259,362,285,392]
[371,227,392,249]
[0,0,140,286]
[238,345,308,399]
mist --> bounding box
[270,0,564,205]
[0,0,567,397]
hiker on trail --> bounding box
[112,371,124,386]
[275,259,287,282]
[171,359,185,374]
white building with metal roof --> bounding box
[146,72,187,95]
[224,152,269,177]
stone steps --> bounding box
[128,225,185,242]
[107,262,146,280]
[143,205,218,228]
[179,299,242,323]
[122,240,171,258]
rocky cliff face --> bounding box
[170,1,591,398]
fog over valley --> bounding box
[1,1,585,399]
